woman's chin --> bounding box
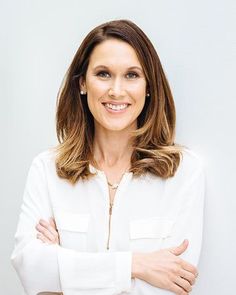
[94,118,137,133]
[104,125,130,132]
[99,122,136,133]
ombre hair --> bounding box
[54,19,183,185]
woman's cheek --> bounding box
[87,79,109,98]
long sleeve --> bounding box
[10,156,132,295]
[161,155,206,267]
[128,152,206,295]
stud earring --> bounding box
[80,90,86,95]
[146,93,150,97]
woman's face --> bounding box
[80,38,147,132]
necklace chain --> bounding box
[106,165,130,190]
[107,181,120,190]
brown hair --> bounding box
[54,19,182,184]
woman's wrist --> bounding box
[131,252,145,279]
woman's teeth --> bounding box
[104,103,129,110]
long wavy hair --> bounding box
[54,19,183,185]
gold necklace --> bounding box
[107,181,120,190]
[106,166,130,190]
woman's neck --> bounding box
[92,126,134,169]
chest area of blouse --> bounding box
[49,174,177,253]
[49,174,169,217]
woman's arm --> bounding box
[11,156,132,295]
[161,158,206,267]
[130,155,205,295]
[37,217,197,295]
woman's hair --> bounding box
[54,19,183,185]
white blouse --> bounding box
[11,148,205,295]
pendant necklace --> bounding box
[106,166,130,190]
[107,180,120,190]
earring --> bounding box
[146,93,150,97]
[80,90,86,95]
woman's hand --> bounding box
[35,218,60,245]
[132,240,198,295]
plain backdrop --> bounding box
[1,0,236,294]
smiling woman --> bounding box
[55,20,182,184]
[11,19,205,295]
[80,38,147,132]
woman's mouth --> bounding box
[102,102,130,112]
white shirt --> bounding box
[11,148,205,295]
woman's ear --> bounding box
[79,77,87,94]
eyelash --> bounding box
[126,72,139,79]
[96,71,139,79]
[96,71,110,78]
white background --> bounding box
[1,0,235,294]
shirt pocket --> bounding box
[129,217,174,252]
[54,208,90,252]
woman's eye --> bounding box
[126,72,139,79]
[96,71,110,78]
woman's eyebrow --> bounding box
[127,66,143,72]
[93,65,143,72]
[93,65,109,71]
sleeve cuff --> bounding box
[115,251,132,293]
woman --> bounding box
[11,19,205,295]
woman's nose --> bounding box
[108,78,125,98]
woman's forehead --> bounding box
[88,39,142,70]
